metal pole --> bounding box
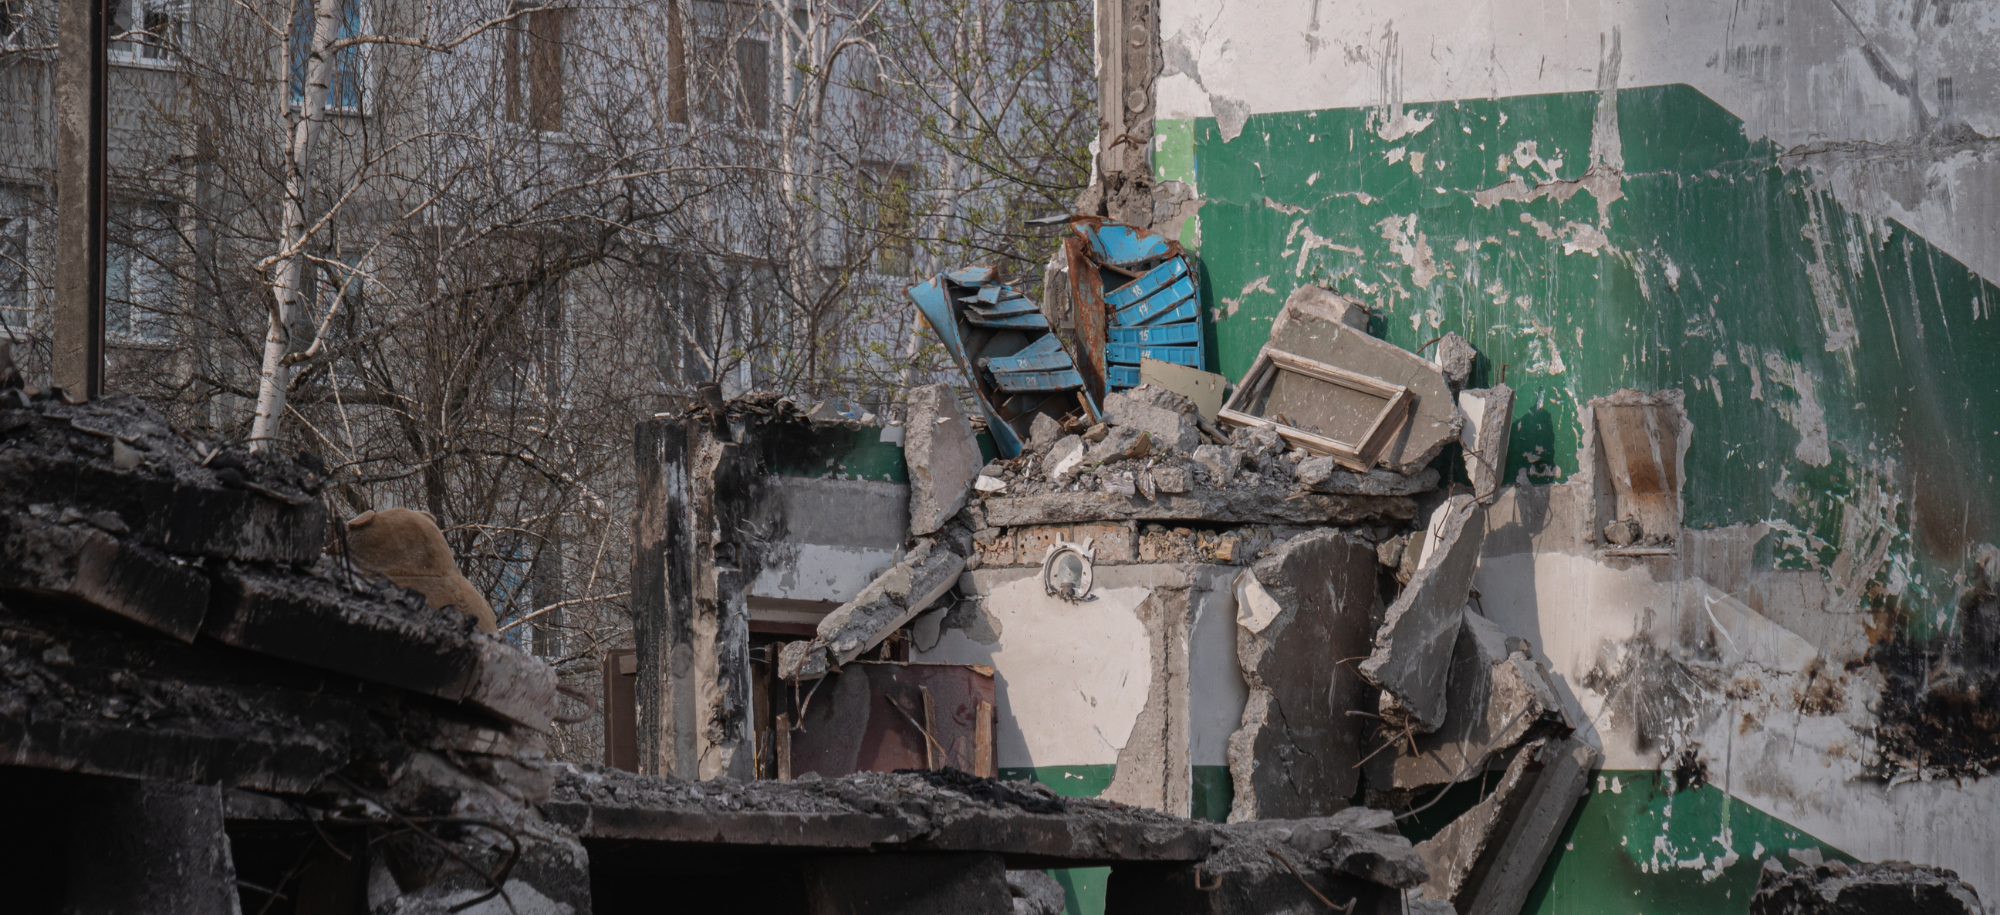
[53,0,107,398]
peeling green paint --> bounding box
[1167,83,2000,642]
[762,423,909,482]
[1526,771,1850,914]
[1001,765,1117,915]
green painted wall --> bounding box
[1167,82,2000,643]
[997,764,1232,915]
[762,422,909,482]
[1158,82,2000,913]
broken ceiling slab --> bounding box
[1228,530,1379,821]
[1413,736,1598,915]
[1104,808,1426,914]
[1460,384,1515,504]
[1389,612,1571,791]
[781,537,967,681]
[1259,286,1461,475]
[1361,494,1486,732]
[207,562,556,730]
[1750,859,1987,915]
[907,383,985,537]
[978,490,1417,527]
[0,394,327,565]
[1588,388,1690,543]
[0,512,212,641]
[545,765,1215,866]
[1294,458,1440,496]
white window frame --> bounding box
[108,0,187,69]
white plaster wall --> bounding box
[913,564,1248,772]
[916,567,1160,768]
[1472,493,2000,893]
[1159,0,2000,283]
[749,477,907,603]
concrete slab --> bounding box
[1228,530,1379,821]
[1103,385,1204,454]
[1414,736,1598,915]
[1361,495,1486,732]
[1459,385,1514,503]
[907,384,984,537]
[1389,612,1570,790]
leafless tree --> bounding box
[0,0,1094,763]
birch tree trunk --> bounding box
[249,0,347,449]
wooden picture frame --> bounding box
[1218,347,1413,471]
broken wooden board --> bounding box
[1259,286,1461,475]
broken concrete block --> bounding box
[1106,808,1422,915]
[1391,612,1571,790]
[1751,859,1985,915]
[783,537,967,680]
[1140,360,1227,422]
[1295,458,1440,496]
[907,384,985,537]
[1191,444,1231,484]
[1085,424,1154,464]
[1045,435,1086,482]
[1007,869,1067,915]
[1029,412,1065,451]
[1361,495,1486,732]
[1433,332,1476,393]
[1228,530,1380,821]
[1604,516,1642,545]
[1284,285,1371,332]
[1104,385,1204,454]
[1263,286,1460,475]
[1318,810,1433,888]
[1152,464,1191,493]
[1459,384,1514,503]
[1415,736,1597,915]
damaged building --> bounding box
[6,0,2000,914]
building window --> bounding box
[0,216,30,339]
[106,203,175,343]
[665,0,688,123]
[1,0,27,46]
[111,0,185,63]
[695,0,769,129]
[866,163,916,276]
[502,3,569,132]
[289,0,365,112]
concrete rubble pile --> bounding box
[752,273,1614,913]
[0,388,584,912]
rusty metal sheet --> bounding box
[787,661,996,778]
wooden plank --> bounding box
[974,701,995,778]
